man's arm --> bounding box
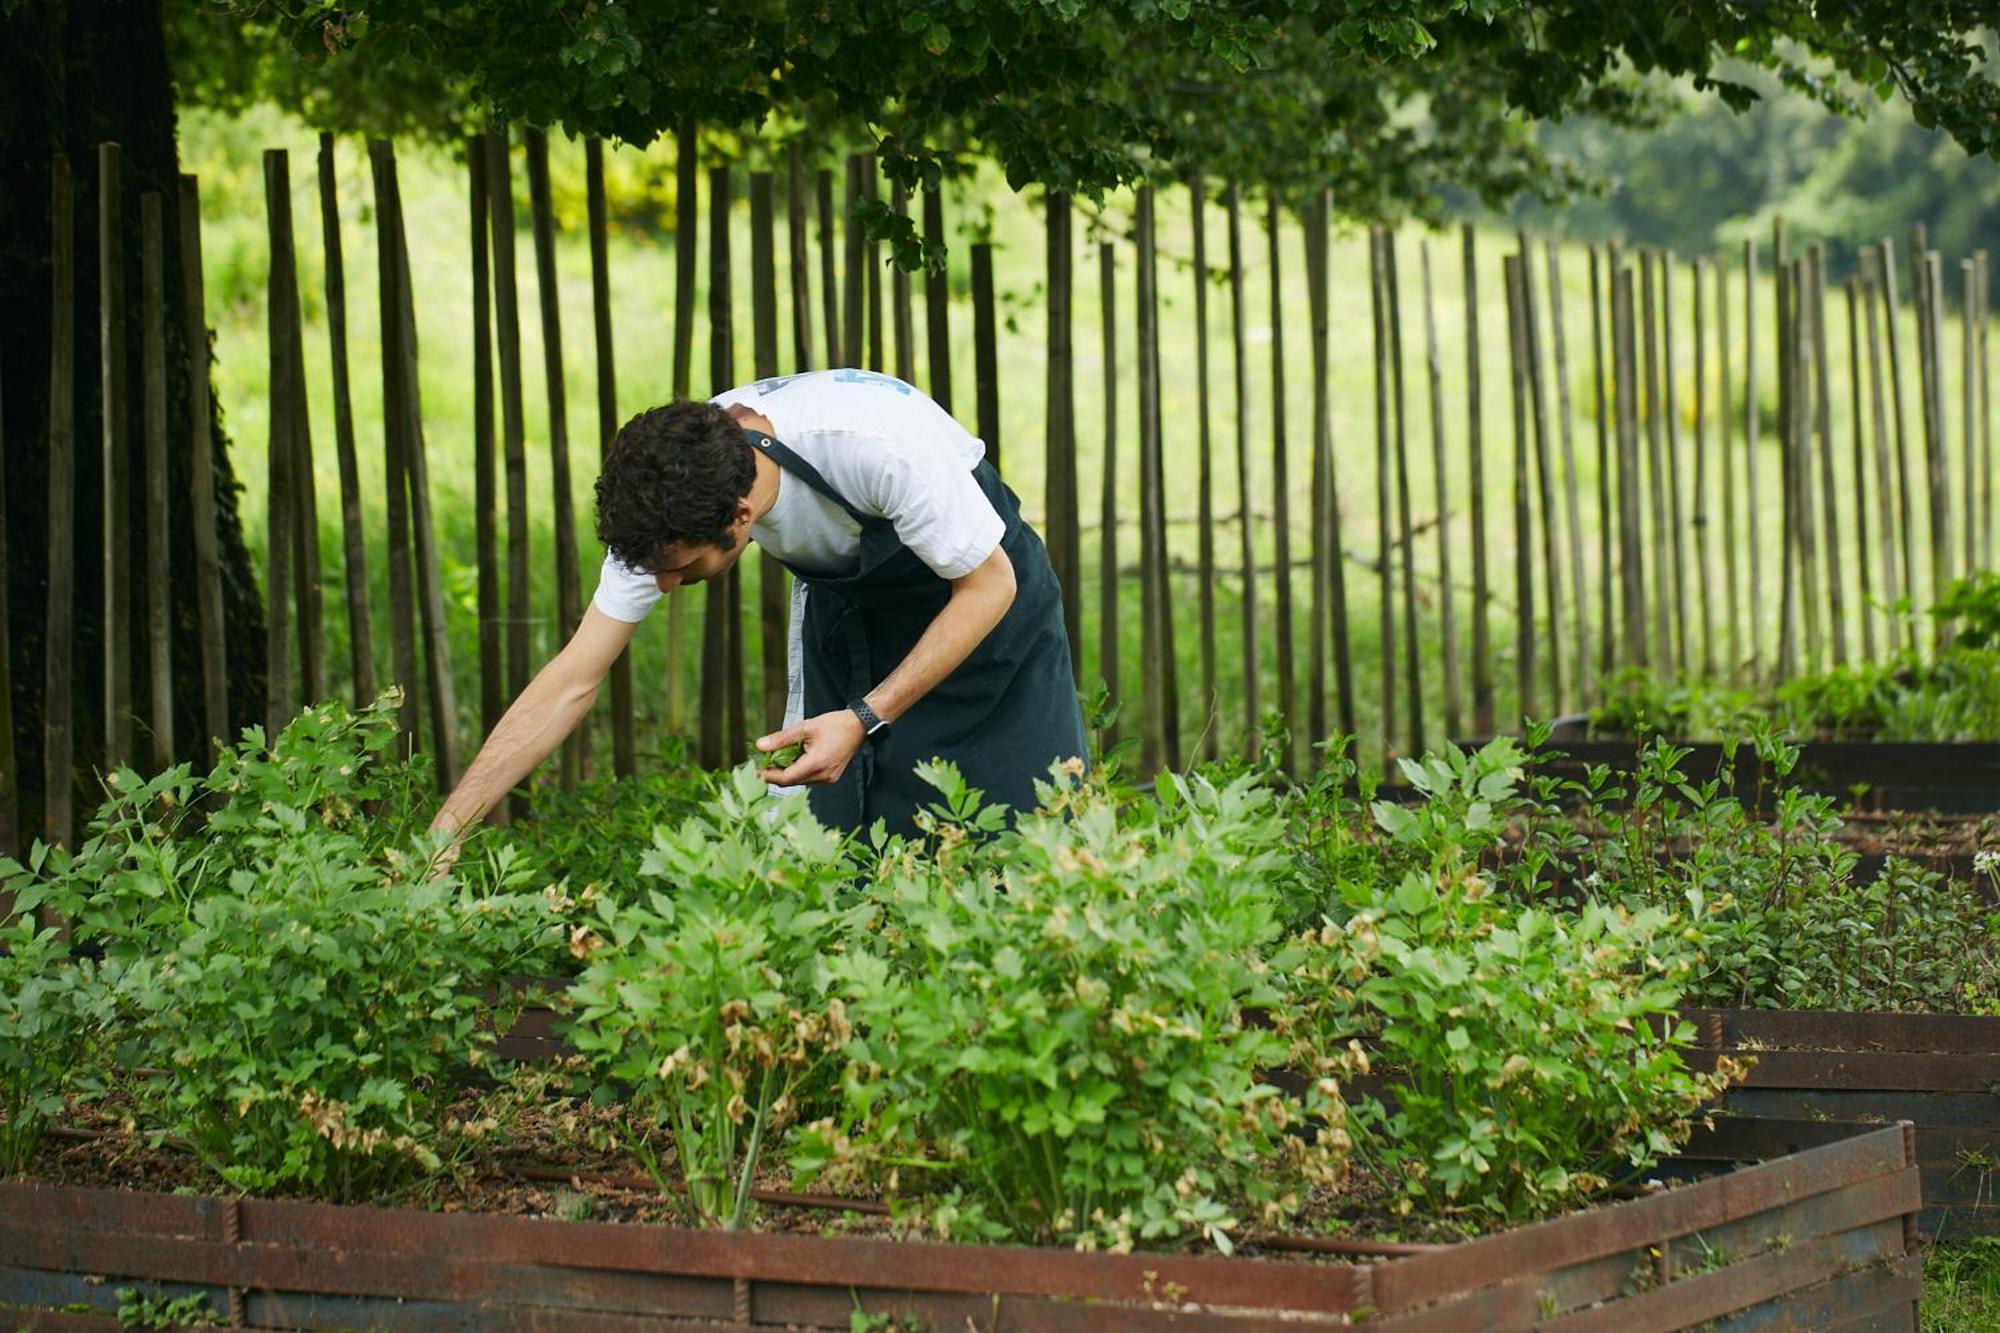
[757,545,1016,785]
[431,604,640,839]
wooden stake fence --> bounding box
[40,141,2000,830]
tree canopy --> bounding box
[173,2,1998,221]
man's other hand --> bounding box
[756,709,866,785]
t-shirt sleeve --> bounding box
[590,552,664,623]
[865,440,1006,580]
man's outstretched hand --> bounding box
[756,709,866,785]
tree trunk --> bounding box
[0,0,267,845]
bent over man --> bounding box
[431,368,1087,844]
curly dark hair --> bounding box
[594,402,756,572]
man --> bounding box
[430,368,1088,846]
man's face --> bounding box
[651,501,755,592]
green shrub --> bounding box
[1574,738,1995,1011]
[820,763,1347,1253]
[565,765,870,1228]
[1277,738,1736,1223]
[0,920,100,1174]
[7,696,561,1199]
[1291,868,1734,1223]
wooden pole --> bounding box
[101,142,133,767]
[45,156,77,845]
[787,143,814,371]
[588,139,636,775]
[1639,251,1672,672]
[1775,249,1799,680]
[281,193,325,715]
[1716,255,1739,680]
[1743,238,1763,678]
[971,242,1000,475]
[863,153,883,373]
[1809,246,1845,666]
[1504,255,1537,722]
[1613,263,1647,667]
[1519,239,1565,710]
[178,176,227,757]
[1369,227,1396,754]
[1267,196,1295,770]
[1136,186,1166,774]
[701,163,734,768]
[0,333,11,856]
[1795,253,1823,669]
[525,128,585,785]
[1922,250,1951,636]
[1962,258,1978,584]
[1225,184,1259,752]
[1878,238,1918,648]
[139,192,173,770]
[261,148,297,742]
[1981,250,1994,572]
[468,135,502,742]
[673,121,698,397]
[1191,177,1218,757]
[387,150,458,790]
[1845,274,1877,661]
[1386,228,1422,754]
[486,127,533,809]
[842,154,864,371]
[1592,247,1616,685]
[319,134,376,709]
[1860,252,1902,652]
[1045,191,1081,678]
[669,125,698,742]
[923,186,951,410]
[1545,238,1590,698]
[1305,201,1331,748]
[1658,251,1689,676]
[1464,225,1492,733]
[368,144,417,748]
[817,166,841,371]
[1098,241,1120,741]
[1690,258,1716,679]
[750,171,788,735]
[890,179,915,384]
[1422,239,1461,738]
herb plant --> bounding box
[0,918,100,1173]
[6,696,562,1199]
[822,763,1347,1252]
[565,765,870,1229]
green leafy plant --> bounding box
[1282,738,1738,1222]
[1293,878,1733,1219]
[6,696,561,1200]
[0,919,101,1174]
[820,762,1346,1253]
[565,765,869,1229]
[116,1287,221,1329]
[1573,739,1995,1011]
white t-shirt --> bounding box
[589,369,1007,737]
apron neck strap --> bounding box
[742,428,870,525]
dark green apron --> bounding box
[743,428,1088,837]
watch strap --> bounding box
[848,697,888,739]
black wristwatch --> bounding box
[848,697,890,744]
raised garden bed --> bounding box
[1683,1008,2000,1245]
[485,999,2000,1249]
[0,1120,1922,1331]
[1524,730,2000,814]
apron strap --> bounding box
[742,428,872,527]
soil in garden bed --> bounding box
[20,1086,1507,1261]
[1485,806,2000,888]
